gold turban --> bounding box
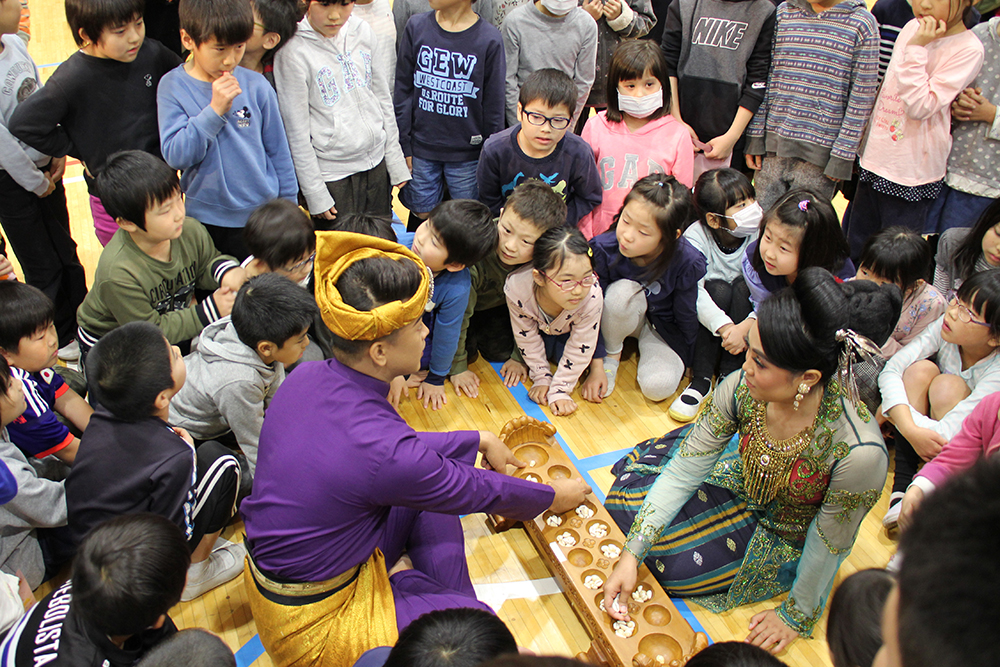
[314,231,430,341]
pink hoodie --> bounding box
[579,111,694,239]
[914,391,1000,492]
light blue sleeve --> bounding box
[427,271,472,381]
[157,72,226,171]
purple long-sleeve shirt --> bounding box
[241,358,554,581]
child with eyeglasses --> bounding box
[503,227,605,416]
[879,268,1000,530]
[477,68,602,228]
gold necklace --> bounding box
[742,401,815,505]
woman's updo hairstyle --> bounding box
[757,267,901,381]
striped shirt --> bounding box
[746,0,879,181]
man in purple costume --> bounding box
[241,232,590,666]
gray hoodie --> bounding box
[0,429,67,589]
[274,16,409,214]
[169,318,285,476]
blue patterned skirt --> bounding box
[605,426,759,598]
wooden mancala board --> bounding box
[489,417,710,667]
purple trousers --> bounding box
[379,507,492,631]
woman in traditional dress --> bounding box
[602,267,901,653]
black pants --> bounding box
[0,170,87,347]
[690,278,753,382]
[466,304,515,364]
[890,426,922,495]
[190,440,241,548]
[314,160,392,231]
[204,224,251,262]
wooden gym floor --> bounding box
[12,3,896,665]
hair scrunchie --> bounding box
[313,231,431,341]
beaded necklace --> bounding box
[742,401,816,505]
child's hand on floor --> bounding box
[388,376,407,410]
[528,383,549,405]
[580,358,607,403]
[500,360,527,387]
[210,71,242,117]
[417,382,447,410]
[550,398,578,416]
[450,370,481,398]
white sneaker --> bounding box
[882,492,905,530]
[886,550,903,573]
[668,384,708,423]
[603,357,620,398]
[57,340,80,362]
[181,541,247,602]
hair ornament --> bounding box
[835,328,883,408]
[587,246,593,257]
[657,181,665,188]
[798,200,809,212]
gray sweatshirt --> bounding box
[274,16,409,214]
[501,3,598,127]
[0,429,67,589]
[169,318,285,476]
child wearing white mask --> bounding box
[579,40,693,239]
[500,0,597,129]
[670,168,761,422]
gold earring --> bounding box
[793,382,810,411]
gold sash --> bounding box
[245,549,398,666]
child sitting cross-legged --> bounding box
[393,200,498,410]
[449,181,567,399]
[0,281,92,465]
[0,513,190,667]
[67,322,245,602]
[503,227,606,416]
[76,151,247,359]
[169,273,319,483]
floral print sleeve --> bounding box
[777,439,887,635]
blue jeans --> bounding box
[926,184,997,233]
[399,157,479,214]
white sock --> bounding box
[604,357,620,397]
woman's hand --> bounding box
[603,552,639,621]
[746,610,798,654]
[528,383,549,406]
[500,360,528,387]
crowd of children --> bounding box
[0,0,999,662]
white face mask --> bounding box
[617,89,663,119]
[724,202,763,238]
[539,0,578,15]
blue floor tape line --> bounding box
[577,447,633,471]
[235,634,265,667]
